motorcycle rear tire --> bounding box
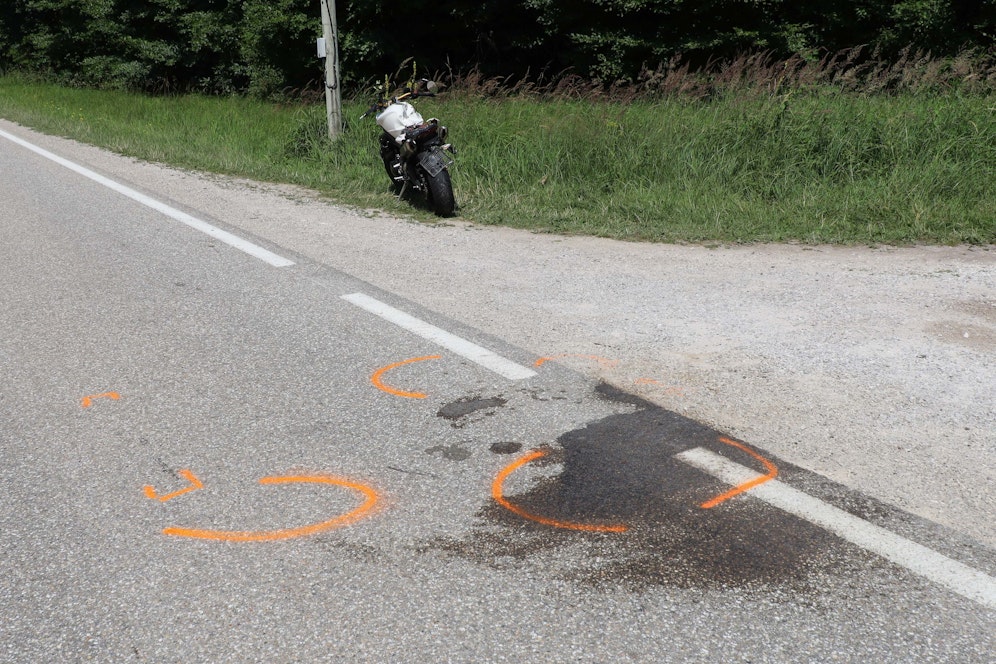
[424,168,455,217]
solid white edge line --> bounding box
[675,447,996,610]
[0,128,295,268]
[341,292,537,381]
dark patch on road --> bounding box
[154,456,182,481]
[438,396,507,420]
[490,441,523,455]
[424,381,867,591]
[520,387,570,402]
[593,380,654,408]
[425,444,472,461]
[437,396,508,428]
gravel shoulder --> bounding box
[6,119,994,547]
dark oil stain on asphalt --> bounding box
[437,396,507,427]
[490,441,523,455]
[425,444,473,461]
[424,382,878,591]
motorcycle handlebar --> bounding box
[360,82,439,120]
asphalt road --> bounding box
[1,122,994,662]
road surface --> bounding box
[1,120,993,662]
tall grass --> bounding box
[446,93,994,243]
[1,49,993,244]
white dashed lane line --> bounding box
[342,292,538,381]
[0,128,295,268]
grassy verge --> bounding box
[0,74,993,244]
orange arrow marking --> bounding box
[162,475,380,542]
[81,391,120,408]
[493,449,627,533]
[700,436,778,509]
[534,354,618,369]
[144,469,203,502]
[371,355,441,399]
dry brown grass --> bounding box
[435,47,996,101]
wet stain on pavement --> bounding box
[425,444,473,461]
[437,396,508,428]
[424,382,867,591]
[489,441,523,455]
[438,396,507,419]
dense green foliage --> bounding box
[1,74,991,244]
[1,0,994,95]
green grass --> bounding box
[1,74,993,244]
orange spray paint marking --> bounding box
[493,449,627,533]
[81,391,120,408]
[162,475,379,542]
[534,354,618,369]
[700,436,778,509]
[634,378,660,385]
[144,469,203,502]
[370,355,441,399]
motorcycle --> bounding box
[361,77,456,217]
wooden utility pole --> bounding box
[319,0,343,140]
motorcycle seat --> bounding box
[404,121,439,143]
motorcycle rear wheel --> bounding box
[424,168,455,217]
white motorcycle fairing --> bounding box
[376,102,425,142]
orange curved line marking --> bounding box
[534,354,618,369]
[81,391,120,408]
[370,355,441,399]
[492,449,627,533]
[163,475,380,542]
[144,469,203,502]
[700,436,778,509]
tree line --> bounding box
[1,0,992,96]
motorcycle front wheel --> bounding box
[423,168,455,217]
[379,135,403,192]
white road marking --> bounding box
[0,128,295,268]
[342,292,537,381]
[675,447,996,609]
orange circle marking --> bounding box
[492,449,628,533]
[163,475,380,542]
[700,436,778,509]
[534,354,618,369]
[371,355,441,399]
